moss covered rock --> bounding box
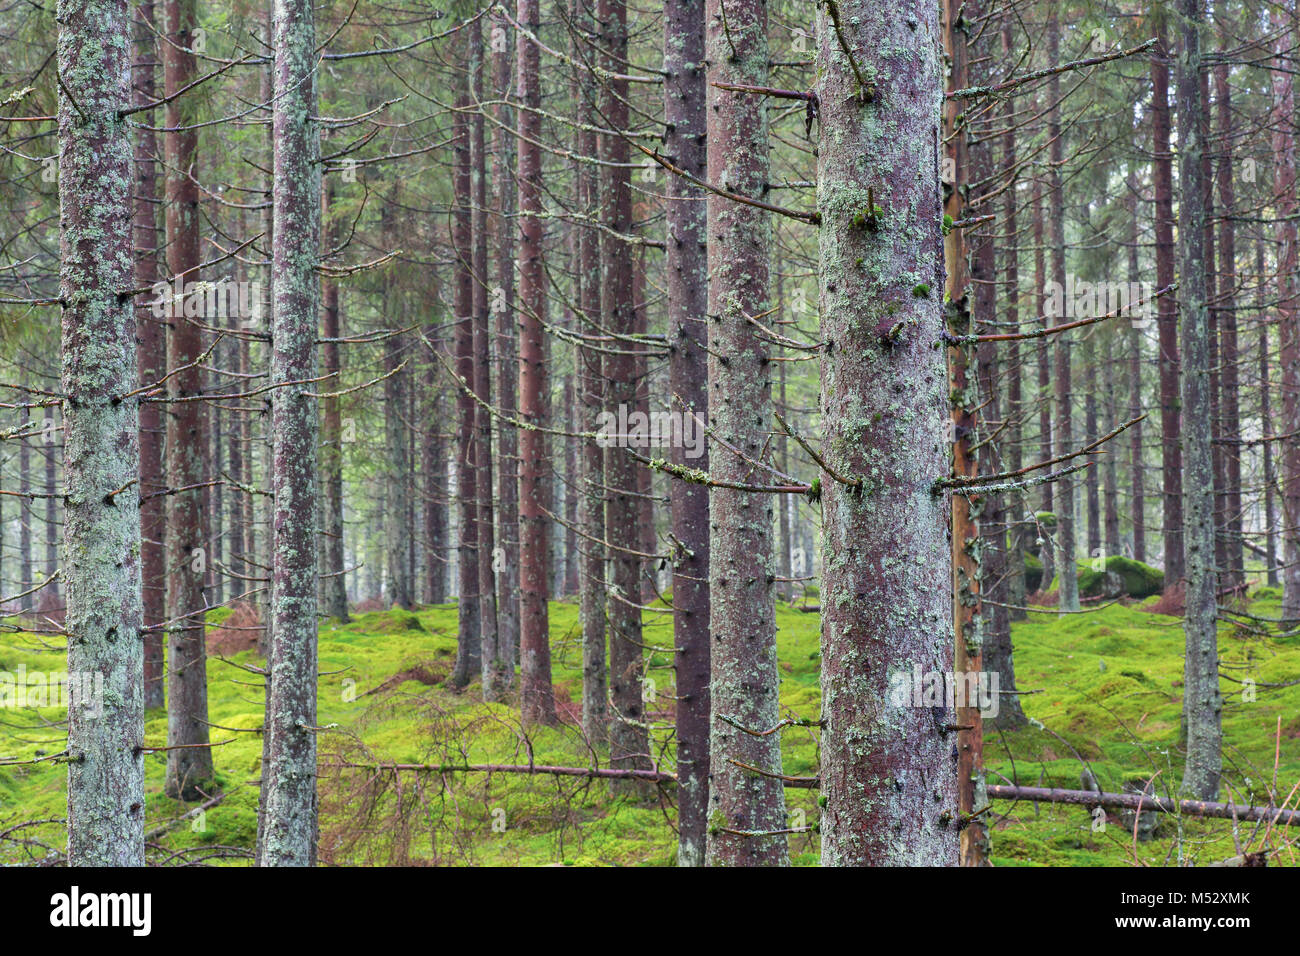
[1024,551,1043,592]
[1077,556,1164,599]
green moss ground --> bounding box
[0,590,1295,865]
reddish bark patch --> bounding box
[207,601,262,656]
[362,661,447,697]
[1141,582,1186,617]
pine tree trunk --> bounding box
[1047,1,1079,612]
[1000,19,1028,624]
[259,0,321,864]
[470,20,504,699]
[1270,4,1300,619]
[517,0,556,724]
[19,408,32,612]
[945,0,989,865]
[383,320,414,609]
[814,0,957,866]
[163,0,215,801]
[1213,63,1243,591]
[133,0,166,708]
[492,6,521,667]
[1127,181,1147,563]
[664,0,710,867]
[451,88,481,689]
[1152,20,1184,585]
[1032,178,1054,589]
[574,15,608,742]
[1259,238,1279,586]
[59,0,145,865]
[319,182,349,621]
[1176,0,1221,800]
[702,0,787,867]
[599,0,646,759]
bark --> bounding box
[59,0,145,865]
[574,0,607,745]
[1032,178,1054,588]
[517,0,556,724]
[383,321,414,610]
[319,182,349,621]
[1083,334,1101,556]
[1259,239,1278,586]
[1214,63,1243,590]
[702,0,787,866]
[599,0,646,759]
[989,17,1028,724]
[492,7,520,665]
[163,0,214,801]
[210,392,224,606]
[664,0,710,867]
[1152,20,1184,584]
[1126,180,1146,563]
[259,0,322,865]
[470,20,504,700]
[423,383,449,604]
[815,0,956,866]
[1101,328,1122,554]
[1047,2,1079,612]
[132,0,166,708]
[43,408,58,601]
[1176,0,1221,800]
[945,0,989,866]
[1271,3,1300,618]
[946,0,993,868]
[19,409,32,612]
[254,0,274,657]
[1000,20,1028,624]
[451,83,481,689]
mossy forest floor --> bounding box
[1,588,1296,865]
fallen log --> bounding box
[986,784,1300,827]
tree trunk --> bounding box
[1259,239,1278,586]
[451,84,481,689]
[319,182,349,621]
[1127,180,1147,563]
[1176,0,1221,800]
[814,0,957,866]
[1152,20,1184,584]
[1047,1,1079,612]
[664,0,710,867]
[1271,3,1300,619]
[1000,18,1028,624]
[945,0,990,866]
[383,318,414,609]
[1214,63,1243,591]
[259,0,321,865]
[517,0,557,724]
[469,20,504,699]
[1032,177,1054,589]
[574,0,608,744]
[59,0,145,865]
[163,0,215,801]
[599,0,647,760]
[132,0,166,708]
[703,0,786,866]
[492,7,521,669]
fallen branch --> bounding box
[986,784,1300,826]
